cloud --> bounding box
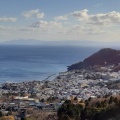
[70,9,120,25]
[0,26,16,31]
[0,26,17,38]
[0,17,17,22]
[29,20,47,27]
[29,20,62,30]
[63,25,107,35]
[22,9,44,19]
[54,15,68,21]
[18,27,38,33]
[89,11,120,25]
[1,9,120,42]
[70,9,89,20]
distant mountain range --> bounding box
[0,39,120,47]
[68,48,120,71]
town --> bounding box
[0,64,120,119]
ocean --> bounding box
[0,45,100,83]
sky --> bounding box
[1,0,120,42]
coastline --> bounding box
[1,72,61,85]
[1,66,120,101]
[0,45,100,83]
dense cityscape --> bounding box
[0,50,120,119]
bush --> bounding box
[57,100,83,120]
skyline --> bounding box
[0,0,120,43]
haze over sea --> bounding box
[0,45,101,83]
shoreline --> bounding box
[1,65,120,103]
[1,72,60,85]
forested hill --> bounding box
[68,48,120,71]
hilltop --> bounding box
[68,48,120,71]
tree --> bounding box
[0,111,2,118]
[40,98,45,103]
[101,100,107,107]
[95,101,102,108]
[21,118,27,120]
[74,97,78,101]
[113,97,118,105]
[57,100,83,120]
[74,97,78,103]
[108,96,114,104]
[58,115,71,120]
[88,97,92,102]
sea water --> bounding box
[0,45,100,83]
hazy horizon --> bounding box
[0,39,120,48]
